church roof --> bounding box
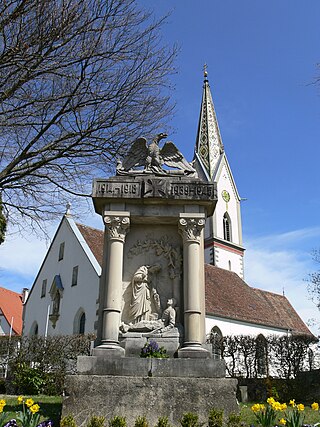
[76,223,104,267]
[76,223,312,337]
[205,264,313,336]
[0,286,23,335]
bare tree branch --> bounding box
[0,0,177,241]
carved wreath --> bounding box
[128,235,182,279]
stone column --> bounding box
[178,213,210,358]
[94,212,130,357]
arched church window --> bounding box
[256,334,268,376]
[30,321,38,337]
[208,326,223,360]
[73,308,86,334]
[228,260,232,270]
[79,312,86,335]
[223,213,232,242]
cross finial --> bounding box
[203,63,208,80]
[65,202,72,216]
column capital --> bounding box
[178,214,205,244]
[104,212,130,242]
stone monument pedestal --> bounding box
[63,358,238,427]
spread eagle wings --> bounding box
[121,137,149,171]
[161,141,195,173]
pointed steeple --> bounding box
[194,65,224,180]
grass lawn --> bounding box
[0,395,62,427]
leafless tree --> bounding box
[0,0,176,241]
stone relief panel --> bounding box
[121,225,182,332]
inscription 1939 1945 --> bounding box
[93,178,216,201]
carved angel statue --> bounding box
[117,133,195,175]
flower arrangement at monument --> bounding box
[0,397,52,427]
[251,397,319,427]
[140,339,168,358]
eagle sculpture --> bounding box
[117,133,195,175]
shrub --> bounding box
[87,416,105,427]
[226,413,241,427]
[179,413,202,427]
[154,417,171,427]
[3,334,94,395]
[12,363,47,395]
[134,416,149,427]
[60,414,77,427]
[208,408,224,427]
[0,378,6,393]
[109,416,126,427]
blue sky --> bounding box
[1,1,320,334]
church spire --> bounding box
[195,66,224,180]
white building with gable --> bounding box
[23,212,103,336]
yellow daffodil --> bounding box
[312,402,319,411]
[289,399,295,407]
[279,418,286,425]
[273,401,283,411]
[29,404,40,414]
[17,396,24,404]
[25,398,34,407]
[0,406,3,414]
[296,404,305,411]
[251,403,265,413]
[281,403,287,411]
[0,399,6,407]
[267,397,276,405]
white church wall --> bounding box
[23,218,100,337]
[205,314,287,338]
[211,246,244,278]
[214,163,241,245]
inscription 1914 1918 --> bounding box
[93,177,216,201]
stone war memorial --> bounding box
[63,133,238,425]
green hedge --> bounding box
[0,334,94,395]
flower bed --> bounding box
[251,397,319,427]
[0,397,52,427]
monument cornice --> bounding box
[92,175,217,216]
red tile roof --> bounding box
[205,264,312,336]
[76,223,312,337]
[0,287,23,335]
[76,223,104,267]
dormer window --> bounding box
[223,213,232,242]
